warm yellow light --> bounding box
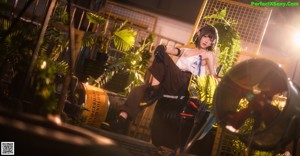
[40,61,47,69]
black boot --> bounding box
[101,116,129,135]
[140,85,162,107]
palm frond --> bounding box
[0,18,37,66]
[113,29,137,52]
[123,70,145,94]
[86,12,106,24]
[189,75,218,109]
[93,61,126,87]
[52,3,69,24]
[81,32,95,47]
[55,61,68,75]
[114,20,128,33]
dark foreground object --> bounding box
[83,125,158,156]
[151,97,215,156]
[0,107,131,156]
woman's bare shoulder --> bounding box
[206,51,214,57]
[180,48,193,56]
[180,47,193,51]
[201,51,214,61]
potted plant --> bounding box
[79,12,137,80]
[89,33,155,95]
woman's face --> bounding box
[199,34,214,49]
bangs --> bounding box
[203,31,217,41]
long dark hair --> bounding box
[193,25,218,51]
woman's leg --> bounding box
[149,48,190,95]
[151,76,160,86]
[119,84,149,119]
[101,46,189,133]
[118,47,188,119]
[101,84,148,134]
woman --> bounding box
[102,25,219,134]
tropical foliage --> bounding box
[36,26,69,114]
[0,0,142,120]
[85,12,137,54]
[204,8,240,76]
[0,18,36,70]
[82,12,155,95]
[90,33,155,95]
[0,16,68,114]
[188,75,218,108]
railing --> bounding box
[3,0,183,56]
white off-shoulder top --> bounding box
[176,49,206,76]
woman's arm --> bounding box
[207,52,217,77]
[165,46,183,56]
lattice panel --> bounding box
[216,131,247,155]
[197,0,271,53]
[104,1,157,32]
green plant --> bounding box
[33,56,68,114]
[0,11,68,115]
[188,75,218,108]
[0,18,37,68]
[231,138,274,155]
[35,26,69,114]
[90,33,155,95]
[82,12,155,95]
[51,1,69,25]
[85,12,137,54]
[204,8,240,76]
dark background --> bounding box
[111,0,300,54]
[111,0,204,24]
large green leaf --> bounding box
[113,29,137,52]
[86,12,106,24]
[204,8,226,20]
